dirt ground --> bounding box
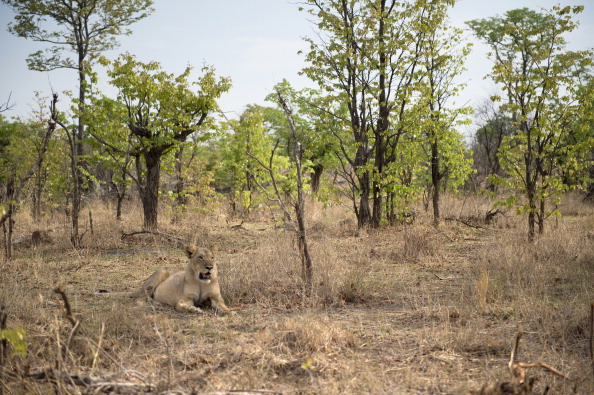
[1,195,593,394]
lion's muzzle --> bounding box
[198,272,212,282]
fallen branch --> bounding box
[485,208,505,224]
[230,220,245,230]
[509,331,571,382]
[444,216,492,231]
[27,370,155,393]
[120,230,187,246]
[470,331,572,394]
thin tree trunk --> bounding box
[2,171,15,261]
[172,146,187,223]
[525,123,535,242]
[431,138,441,227]
[69,130,81,246]
[538,198,545,234]
[31,166,44,220]
[277,92,313,287]
[69,60,86,247]
[372,0,388,228]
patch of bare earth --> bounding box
[0,195,593,394]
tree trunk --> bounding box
[69,129,81,246]
[526,177,536,241]
[277,92,313,287]
[431,138,441,227]
[69,59,86,247]
[115,191,124,221]
[372,0,388,229]
[310,164,324,194]
[525,123,535,242]
[372,134,385,228]
[585,149,594,201]
[113,177,127,221]
[2,172,15,261]
[172,146,187,222]
[538,198,545,234]
[142,150,161,230]
[31,167,43,220]
[358,179,371,229]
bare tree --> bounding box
[471,99,513,192]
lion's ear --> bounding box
[210,245,219,254]
[185,245,198,258]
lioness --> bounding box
[140,245,231,314]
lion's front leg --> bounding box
[175,294,203,313]
[209,294,232,315]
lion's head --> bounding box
[185,245,219,284]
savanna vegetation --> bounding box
[0,1,593,394]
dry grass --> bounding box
[0,193,593,394]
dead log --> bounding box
[120,230,186,247]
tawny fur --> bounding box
[140,245,231,314]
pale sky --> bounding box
[0,0,592,124]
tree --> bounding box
[300,0,376,227]
[300,0,459,228]
[264,82,339,198]
[217,106,279,213]
[418,1,472,226]
[97,54,231,230]
[2,0,153,245]
[468,6,594,240]
[471,100,513,192]
[85,95,134,220]
[276,91,313,287]
[578,76,594,200]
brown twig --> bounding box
[515,362,571,380]
[53,286,77,327]
[508,331,523,380]
[53,286,81,363]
